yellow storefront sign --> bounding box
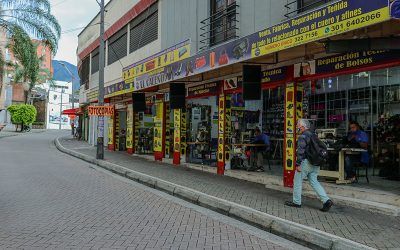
[252,1,390,58]
[123,43,190,83]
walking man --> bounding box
[285,119,333,212]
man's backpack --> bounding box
[306,133,328,166]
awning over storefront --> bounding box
[62,108,82,115]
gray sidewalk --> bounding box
[59,137,400,249]
[0,129,46,139]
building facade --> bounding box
[0,35,54,128]
[78,0,400,187]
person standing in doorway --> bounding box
[344,121,369,182]
[285,119,333,212]
[250,127,270,172]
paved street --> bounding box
[0,131,306,249]
[59,135,400,249]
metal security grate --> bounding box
[108,27,128,66]
[129,10,158,54]
[199,3,239,50]
[284,0,333,19]
[79,56,90,89]
[91,48,99,74]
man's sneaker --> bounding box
[284,201,301,208]
[320,199,333,212]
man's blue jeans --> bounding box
[293,159,330,205]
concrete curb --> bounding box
[132,153,400,215]
[55,137,375,250]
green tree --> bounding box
[0,0,60,103]
[0,0,61,54]
[8,26,41,103]
[7,104,37,132]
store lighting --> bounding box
[328,78,333,89]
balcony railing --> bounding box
[199,4,239,51]
[284,0,333,19]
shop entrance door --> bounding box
[187,102,216,165]
[116,110,127,151]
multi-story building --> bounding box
[78,0,400,187]
[0,34,54,127]
[0,28,14,126]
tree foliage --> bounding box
[7,104,37,127]
[8,26,53,103]
[0,0,61,54]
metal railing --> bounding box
[284,0,333,19]
[199,4,239,51]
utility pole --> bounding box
[96,0,105,159]
[59,88,63,130]
[59,62,75,135]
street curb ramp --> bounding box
[55,137,375,250]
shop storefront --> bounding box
[295,51,400,181]
[90,0,400,187]
[134,96,156,155]
[185,82,220,166]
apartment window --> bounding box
[129,4,158,54]
[209,0,237,47]
[285,0,332,18]
[107,27,128,65]
[91,48,99,74]
[298,0,331,12]
[79,56,90,88]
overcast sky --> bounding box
[51,0,108,65]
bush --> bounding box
[7,104,37,127]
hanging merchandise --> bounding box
[107,112,114,150]
[165,103,171,158]
[217,94,226,174]
[115,112,120,151]
[224,95,232,169]
[376,114,400,143]
[284,83,297,188]
[153,100,164,155]
[126,106,134,153]
[134,112,140,153]
[181,110,187,159]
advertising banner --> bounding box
[252,0,389,58]
[128,0,389,92]
[105,81,133,98]
[123,40,190,83]
[86,89,98,102]
[294,50,400,77]
[315,50,400,74]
